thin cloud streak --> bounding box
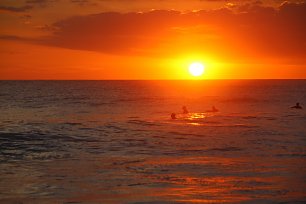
[0,5,33,13]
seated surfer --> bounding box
[291,103,302,109]
[182,106,189,114]
[171,113,177,119]
[207,106,219,112]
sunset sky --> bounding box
[0,0,305,79]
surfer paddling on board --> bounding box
[171,113,177,119]
[291,103,302,109]
[182,106,189,114]
[171,106,188,119]
[207,106,219,112]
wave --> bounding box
[0,131,103,162]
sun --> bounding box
[189,62,205,77]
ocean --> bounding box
[0,80,305,203]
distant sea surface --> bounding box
[0,80,305,204]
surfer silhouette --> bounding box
[182,106,189,114]
[212,106,218,112]
[171,113,177,119]
[207,106,219,112]
[291,103,302,109]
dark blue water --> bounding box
[0,80,305,203]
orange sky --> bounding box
[0,0,305,79]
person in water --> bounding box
[171,113,177,119]
[211,106,218,112]
[207,106,219,112]
[291,102,302,109]
[182,106,189,114]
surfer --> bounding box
[171,113,177,119]
[182,106,189,114]
[291,103,302,109]
[207,106,219,112]
[212,106,218,112]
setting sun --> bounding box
[189,62,205,77]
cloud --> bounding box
[25,0,58,7]
[26,0,56,4]
[70,0,89,4]
[70,0,97,6]
[0,35,30,41]
[235,1,306,58]
[5,1,306,62]
[0,0,56,13]
[42,10,186,55]
[0,5,33,13]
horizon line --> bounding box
[1,79,305,81]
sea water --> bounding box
[0,80,305,203]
